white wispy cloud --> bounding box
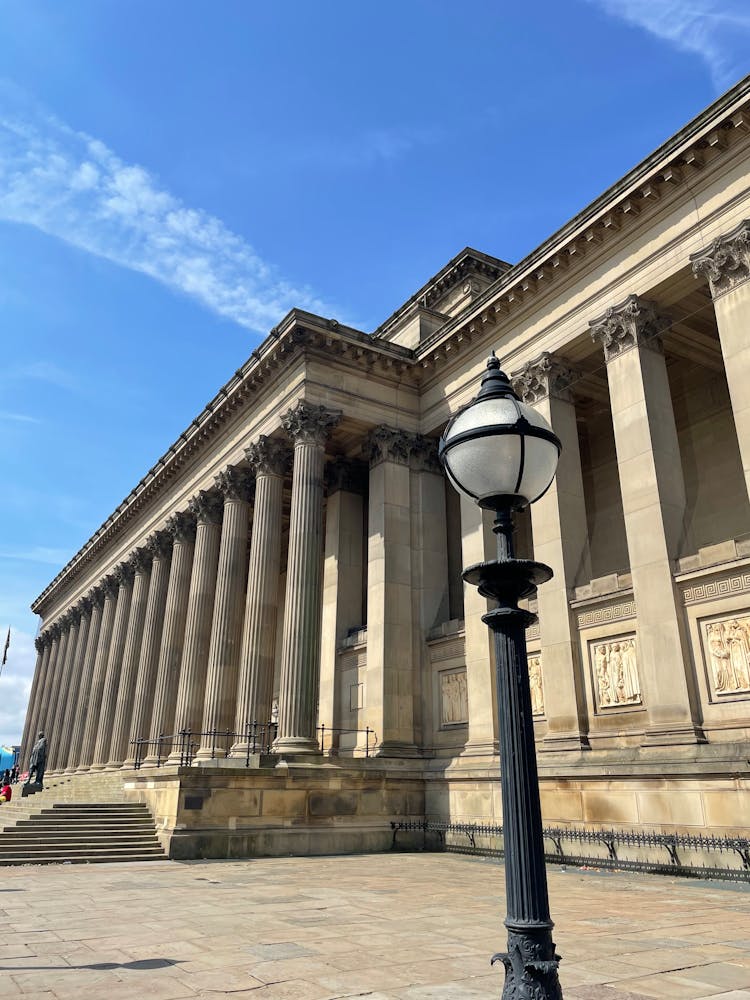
[0,86,342,333]
[0,411,40,424]
[0,546,75,566]
[587,1,750,90]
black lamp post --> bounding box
[439,353,563,1000]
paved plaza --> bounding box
[0,853,748,999]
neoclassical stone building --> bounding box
[24,77,750,856]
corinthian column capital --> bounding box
[114,561,134,588]
[215,465,254,502]
[130,547,153,575]
[166,510,197,544]
[363,426,415,467]
[101,574,120,599]
[691,220,750,297]
[188,488,224,524]
[79,595,94,616]
[324,457,368,495]
[145,529,172,560]
[245,436,292,477]
[35,635,44,654]
[282,401,341,446]
[511,352,580,404]
[589,294,669,362]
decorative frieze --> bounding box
[245,435,292,478]
[576,600,637,628]
[511,352,579,404]
[682,571,750,605]
[704,615,750,696]
[440,669,469,726]
[592,635,642,709]
[690,220,750,297]
[282,401,341,445]
[589,295,669,362]
[528,654,545,717]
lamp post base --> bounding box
[492,924,561,1000]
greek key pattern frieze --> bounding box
[576,600,636,628]
[682,573,750,605]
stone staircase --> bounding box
[0,769,168,865]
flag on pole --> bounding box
[1,628,9,667]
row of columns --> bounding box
[24,401,342,772]
[456,220,750,753]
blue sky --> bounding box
[1,0,748,746]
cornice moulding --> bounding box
[416,80,750,368]
[31,314,417,615]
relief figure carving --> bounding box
[705,618,750,694]
[440,670,468,725]
[528,654,544,716]
[593,636,641,708]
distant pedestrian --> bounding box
[0,779,11,803]
[10,764,18,784]
[26,733,48,790]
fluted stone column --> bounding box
[364,427,418,755]
[55,596,94,771]
[78,576,120,770]
[145,512,196,763]
[106,550,152,768]
[91,562,134,770]
[66,589,104,772]
[166,491,223,764]
[42,615,71,756]
[124,531,172,766]
[460,498,499,755]
[691,220,750,503]
[31,620,65,744]
[276,403,341,754]
[591,295,702,745]
[513,354,591,751]
[48,606,83,772]
[231,438,291,756]
[195,467,254,760]
[21,633,52,769]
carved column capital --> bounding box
[35,635,44,654]
[89,584,105,607]
[589,294,668,362]
[114,561,135,588]
[188,489,224,524]
[49,623,62,640]
[409,435,442,474]
[79,594,94,616]
[146,529,173,560]
[69,602,84,625]
[101,574,120,599]
[245,436,292,477]
[129,547,153,575]
[215,465,254,503]
[511,352,579,404]
[282,402,341,446]
[166,510,197,544]
[691,220,750,297]
[59,610,74,629]
[325,457,368,495]
[364,426,415,467]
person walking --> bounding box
[26,733,48,790]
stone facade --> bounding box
[23,79,750,854]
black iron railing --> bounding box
[390,819,750,882]
[129,722,378,768]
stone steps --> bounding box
[0,802,167,866]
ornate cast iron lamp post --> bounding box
[439,353,563,999]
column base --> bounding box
[642,724,706,747]
[273,737,321,756]
[103,760,125,771]
[372,740,420,758]
[540,732,590,753]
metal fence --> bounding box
[129,722,377,768]
[390,819,750,882]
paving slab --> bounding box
[0,854,747,999]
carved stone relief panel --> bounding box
[528,654,545,717]
[703,615,750,697]
[591,635,642,710]
[439,669,468,726]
